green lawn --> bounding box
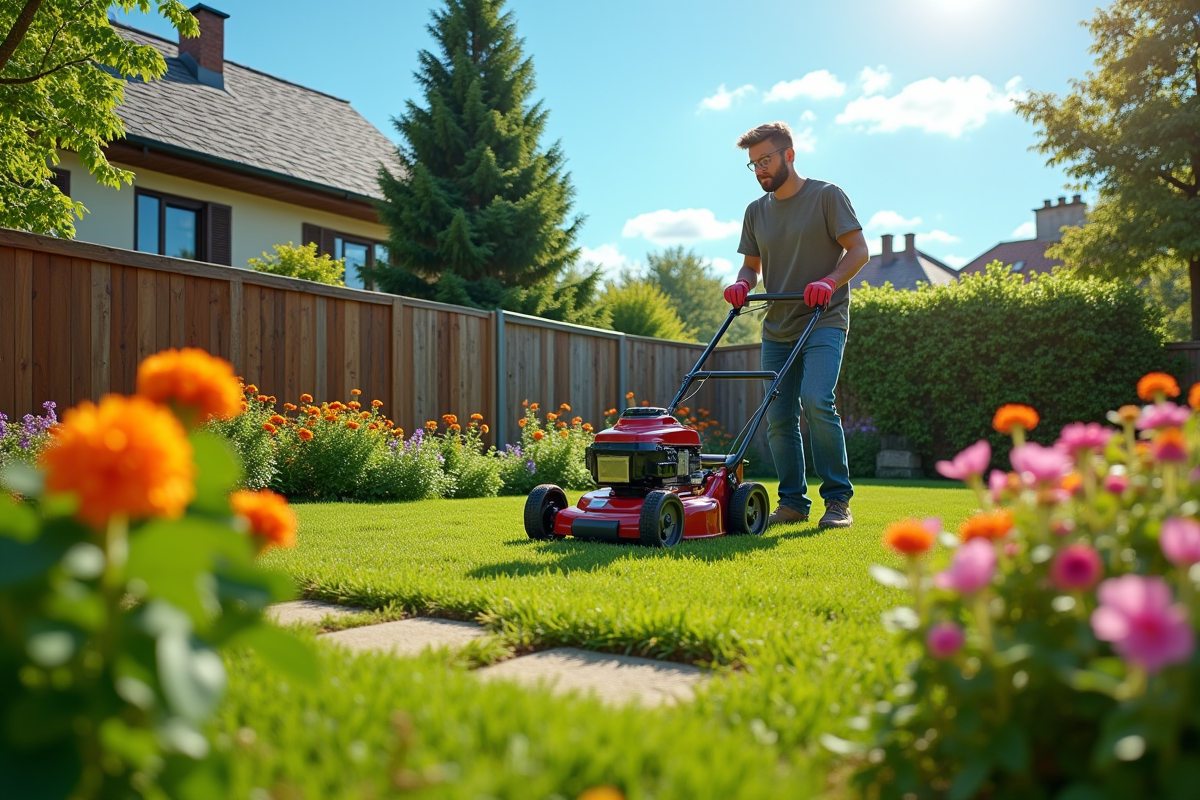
[218,480,975,799]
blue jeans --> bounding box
[761,328,853,515]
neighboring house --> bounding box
[55,4,400,289]
[957,195,1087,280]
[848,233,958,291]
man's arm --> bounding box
[826,229,869,288]
[736,255,762,289]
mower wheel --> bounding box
[639,490,685,548]
[524,484,568,541]
[729,481,770,536]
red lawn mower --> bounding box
[523,295,823,547]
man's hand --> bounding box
[723,279,751,307]
[804,277,837,307]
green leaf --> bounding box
[189,431,242,515]
[0,496,39,542]
[229,623,318,685]
[1058,667,1122,698]
[0,462,43,498]
[3,690,79,748]
[948,755,992,800]
[0,739,82,800]
[994,723,1030,773]
[0,521,78,588]
[157,630,227,724]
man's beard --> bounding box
[757,160,790,193]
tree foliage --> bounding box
[0,0,197,236]
[600,280,691,341]
[373,0,581,296]
[248,242,346,286]
[643,246,760,345]
[1014,0,1200,335]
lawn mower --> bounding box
[523,294,824,547]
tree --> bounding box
[600,280,692,340]
[373,0,581,299]
[1015,0,1200,337]
[248,242,346,286]
[645,246,761,345]
[0,1,197,236]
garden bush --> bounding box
[499,402,595,494]
[0,401,56,469]
[248,242,345,286]
[842,264,1181,474]
[849,373,1200,799]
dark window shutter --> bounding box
[319,228,337,258]
[49,168,70,197]
[206,203,232,265]
[301,223,321,249]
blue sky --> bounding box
[114,0,1099,279]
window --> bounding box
[49,168,70,197]
[135,189,232,265]
[302,223,386,290]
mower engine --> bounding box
[585,407,702,494]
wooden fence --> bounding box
[0,228,841,457]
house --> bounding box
[55,4,399,289]
[848,233,958,291]
[957,195,1087,279]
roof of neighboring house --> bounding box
[958,239,1061,279]
[112,23,399,202]
[849,248,959,291]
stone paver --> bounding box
[476,647,705,707]
[320,617,486,657]
[266,600,363,627]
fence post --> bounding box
[617,332,627,412]
[495,309,507,446]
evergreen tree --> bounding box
[373,0,582,309]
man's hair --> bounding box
[736,122,793,151]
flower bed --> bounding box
[0,401,56,468]
[849,372,1200,798]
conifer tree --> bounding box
[373,0,585,312]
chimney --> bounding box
[178,4,228,90]
[881,234,893,262]
[1035,194,1089,242]
[904,232,916,255]
[1072,194,1082,204]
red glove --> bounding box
[804,277,836,307]
[723,279,751,307]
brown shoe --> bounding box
[767,505,809,526]
[819,499,853,529]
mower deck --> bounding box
[554,478,729,543]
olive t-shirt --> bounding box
[737,179,861,341]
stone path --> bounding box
[265,601,709,706]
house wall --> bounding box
[56,150,389,269]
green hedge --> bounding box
[841,264,1183,473]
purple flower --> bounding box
[526,460,537,475]
[1161,517,1200,567]
[1055,422,1113,454]
[18,435,31,450]
[1050,544,1103,591]
[926,622,965,659]
[935,439,991,481]
[436,453,445,464]
[1136,403,1190,431]
[934,539,996,594]
[1091,575,1195,674]
[1010,442,1072,485]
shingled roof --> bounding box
[849,236,959,291]
[958,239,1061,280]
[112,22,399,201]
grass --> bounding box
[218,480,976,799]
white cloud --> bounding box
[865,236,883,255]
[578,244,632,281]
[941,255,968,269]
[764,70,846,102]
[698,83,756,112]
[865,210,922,231]
[800,110,816,122]
[917,229,961,245]
[622,208,742,246]
[793,126,817,153]
[836,74,1026,137]
[860,65,892,95]
[709,256,735,276]
[1011,221,1036,239]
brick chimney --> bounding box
[1034,194,1088,242]
[881,233,893,263]
[904,232,916,255]
[178,4,228,90]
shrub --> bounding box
[844,416,880,478]
[203,393,276,489]
[841,264,1180,473]
[438,414,502,498]
[268,394,385,500]
[600,280,693,340]
[361,428,448,502]
[849,373,1200,798]
[248,242,345,285]
[0,401,56,469]
[501,402,595,493]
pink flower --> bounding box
[936,440,991,481]
[1050,544,1103,591]
[1103,472,1128,494]
[1052,518,1076,538]
[1004,541,1020,557]
[1091,575,1195,674]
[988,469,1009,503]
[926,622,964,659]
[1010,442,1072,485]
[1135,403,1190,431]
[1161,517,1200,567]
[1055,422,1113,455]
[934,539,996,594]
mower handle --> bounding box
[743,292,808,302]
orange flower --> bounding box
[348,401,361,410]
[230,489,296,550]
[442,414,458,424]
[425,421,437,430]
[529,402,539,411]
[1117,404,1140,423]
[605,408,617,416]
[346,421,360,429]
[698,409,709,416]
[384,420,394,427]
[268,414,285,425]
[518,418,528,427]
[480,424,489,434]
[1153,427,1188,462]
[245,384,258,395]
[40,395,195,528]
[640,400,650,407]
[560,403,571,411]
[392,429,404,438]
[300,393,313,403]
[678,406,690,415]
[556,421,567,429]
[368,423,379,430]
[883,519,935,555]
[583,423,593,432]
[262,422,277,434]
[350,389,362,396]
[360,411,370,419]
[571,416,582,425]
[306,407,320,416]
[1061,472,1083,496]
[471,413,484,421]
[533,430,545,440]
[577,787,625,800]
[136,348,243,424]
[547,412,559,422]
[449,423,461,432]
[1189,383,1200,411]
[559,430,568,438]
[959,510,1014,543]
[298,428,314,441]
[240,401,248,413]
[324,414,337,422]
[268,396,276,404]
[993,404,1039,434]
[522,399,529,407]
[625,392,635,400]
[257,394,270,403]
[372,399,383,408]
[1137,372,1180,402]
[283,402,297,411]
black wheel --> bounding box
[729,482,770,536]
[524,484,567,541]
[639,490,685,548]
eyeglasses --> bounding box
[746,147,789,172]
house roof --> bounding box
[958,239,1061,279]
[112,23,399,202]
[849,248,959,291]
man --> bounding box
[724,122,868,529]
